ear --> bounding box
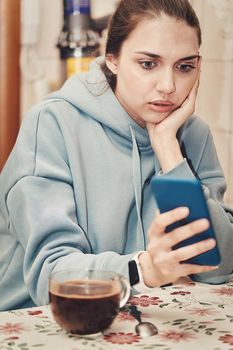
[105,54,118,75]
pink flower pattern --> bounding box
[5,336,19,340]
[185,307,217,316]
[27,310,43,316]
[159,329,197,342]
[117,311,151,321]
[211,287,233,296]
[103,332,141,344]
[27,309,48,319]
[219,334,233,345]
[129,295,163,307]
[0,322,28,335]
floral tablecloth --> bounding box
[0,278,233,350]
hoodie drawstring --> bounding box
[130,126,146,250]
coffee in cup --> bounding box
[49,268,130,335]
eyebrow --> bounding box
[134,51,199,61]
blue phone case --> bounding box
[151,176,221,266]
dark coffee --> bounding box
[49,279,121,334]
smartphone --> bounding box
[150,176,221,266]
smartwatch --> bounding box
[128,260,140,286]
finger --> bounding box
[182,77,199,109]
[188,58,202,99]
[181,61,201,113]
[146,122,154,135]
[197,54,202,69]
[148,206,189,238]
[164,218,210,248]
[189,70,200,98]
[171,237,216,263]
[178,262,218,277]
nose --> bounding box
[156,68,176,95]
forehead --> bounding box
[121,14,199,59]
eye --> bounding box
[140,61,157,70]
[176,63,196,72]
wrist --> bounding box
[138,251,159,288]
[153,139,183,173]
[129,252,155,292]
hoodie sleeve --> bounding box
[6,106,134,306]
[159,117,233,284]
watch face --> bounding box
[128,260,140,286]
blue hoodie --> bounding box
[0,57,233,311]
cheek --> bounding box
[119,72,145,98]
[177,77,196,103]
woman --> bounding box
[0,0,233,311]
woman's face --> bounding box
[106,15,200,128]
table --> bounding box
[0,278,233,350]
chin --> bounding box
[150,114,169,124]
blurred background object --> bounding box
[57,0,119,80]
[19,0,117,117]
[57,0,100,80]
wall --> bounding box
[20,0,233,206]
[20,0,63,117]
[191,0,233,206]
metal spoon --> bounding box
[128,305,158,337]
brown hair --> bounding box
[103,0,201,89]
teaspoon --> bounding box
[128,304,158,337]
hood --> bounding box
[47,56,151,150]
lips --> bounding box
[149,100,174,113]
